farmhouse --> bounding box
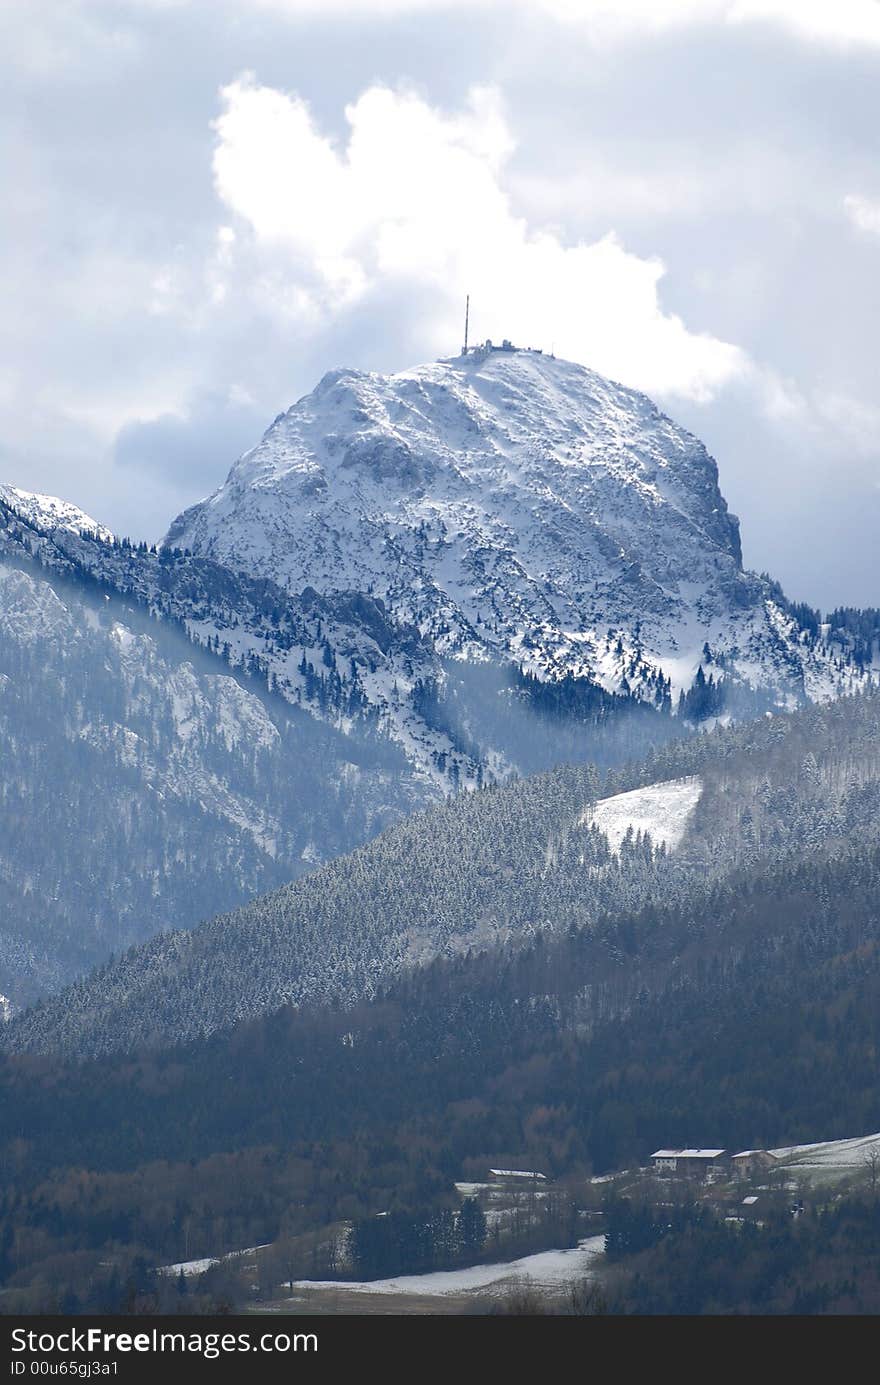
[650,1149,729,1180]
[730,1149,778,1177]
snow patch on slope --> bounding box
[586,776,702,853]
[0,994,12,1024]
[159,1245,271,1278]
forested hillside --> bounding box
[0,549,415,1009]
[605,1194,880,1314]
[7,687,880,1057]
[0,485,715,1009]
[2,832,880,1307]
[4,479,880,1020]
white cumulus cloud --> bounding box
[844,193,880,234]
[210,76,748,402]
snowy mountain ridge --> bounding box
[0,484,113,545]
[0,487,474,792]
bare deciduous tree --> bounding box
[862,1146,880,1198]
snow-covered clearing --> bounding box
[159,1244,270,1278]
[771,1132,880,1170]
[289,1236,605,1298]
[586,776,702,853]
[161,1257,219,1278]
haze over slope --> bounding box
[0,494,419,1009]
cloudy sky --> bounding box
[3,0,880,606]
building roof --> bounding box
[731,1149,775,1159]
[651,1149,726,1160]
[488,1168,547,1180]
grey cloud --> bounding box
[113,393,266,487]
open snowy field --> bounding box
[288,1236,605,1301]
[772,1132,880,1171]
[586,776,702,854]
[159,1244,270,1278]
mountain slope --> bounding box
[9,686,880,1059]
[3,821,880,1308]
[0,508,424,1008]
[0,466,695,1007]
[1,352,876,1008]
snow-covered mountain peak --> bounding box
[165,348,793,706]
[191,349,742,565]
[0,485,113,544]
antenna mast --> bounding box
[463,294,470,355]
